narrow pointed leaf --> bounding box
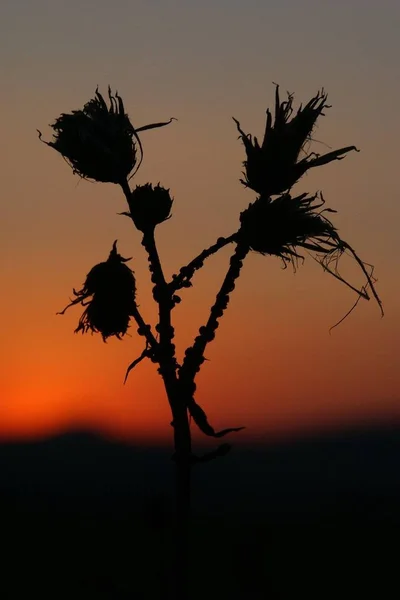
[124,348,150,384]
[135,117,177,133]
[192,443,232,464]
[306,146,359,169]
[188,398,245,438]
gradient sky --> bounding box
[1,0,399,444]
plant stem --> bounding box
[120,180,191,599]
[130,305,159,351]
[179,242,250,397]
[170,388,192,600]
[170,232,238,291]
[139,232,191,597]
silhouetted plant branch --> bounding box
[130,304,159,351]
[179,242,250,398]
[170,232,239,292]
[39,83,383,600]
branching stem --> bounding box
[179,242,250,397]
[121,178,191,599]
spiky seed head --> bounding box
[40,87,137,183]
[239,193,339,259]
[233,85,358,196]
[238,193,383,323]
[38,88,176,185]
[58,241,137,341]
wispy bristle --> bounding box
[239,193,383,323]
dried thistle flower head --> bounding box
[38,87,175,184]
[239,193,383,322]
[233,85,359,196]
[123,183,173,232]
[58,241,137,341]
[239,192,335,258]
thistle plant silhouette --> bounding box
[39,85,383,598]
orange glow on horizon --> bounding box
[1,1,400,444]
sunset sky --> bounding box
[1,0,399,445]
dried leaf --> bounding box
[188,398,245,438]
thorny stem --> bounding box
[140,231,192,600]
[170,232,239,292]
[179,242,250,397]
[130,304,159,351]
[141,231,176,362]
[120,178,192,599]
[120,179,177,374]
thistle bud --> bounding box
[127,183,173,232]
[58,241,137,341]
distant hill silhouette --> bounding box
[0,425,399,598]
[1,425,399,518]
[0,431,174,514]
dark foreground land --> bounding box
[1,426,399,599]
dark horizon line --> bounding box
[1,414,399,449]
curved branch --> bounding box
[169,232,239,292]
